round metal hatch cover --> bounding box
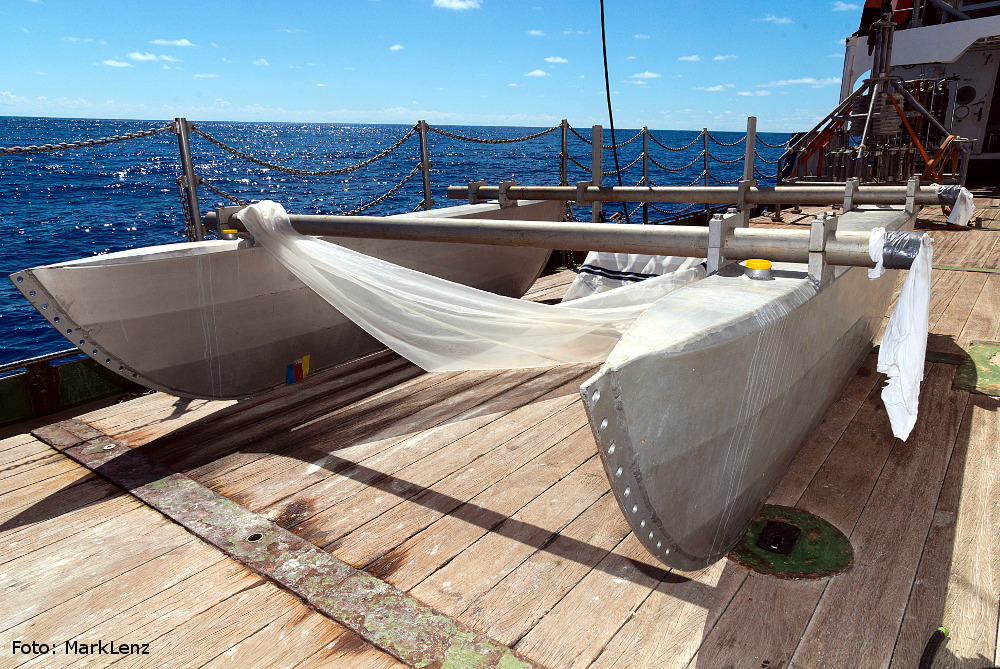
[727,504,853,579]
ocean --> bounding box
[0,116,791,368]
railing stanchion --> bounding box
[703,128,710,224]
[560,120,569,187]
[418,120,434,210]
[174,117,203,241]
[591,124,603,223]
[743,116,757,183]
[642,127,649,225]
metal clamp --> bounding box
[468,180,488,205]
[736,178,756,227]
[905,176,918,215]
[808,211,838,286]
[575,180,592,208]
[707,210,741,274]
[498,180,518,208]
[842,177,860,213]
[214,204,249,234]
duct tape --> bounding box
[882,230,923,270]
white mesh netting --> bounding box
[241,200,704,372]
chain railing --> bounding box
[0,124,174,154]
[427,125,560,144]
[190,123,419,176]
[3,116,791,236]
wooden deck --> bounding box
[1,195,997,668]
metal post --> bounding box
[743,116,757,183]
[173,117,203,242]
[703,128,710,224]
[591,125,603,223]
[560,120,569,187]
[642,127,649,225]
[417,120,434,211]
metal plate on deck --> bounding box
[727,504,853,579]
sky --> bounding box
[2,0,866,132]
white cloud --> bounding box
[630,71,660,79]
[194,73,220,79]
[527,29,545,36]
[433,0,481,9]
[128,52,159,61]
[832,1,859,10]
[150,38,197,47]
[390,44,404,51]
[634,34,650,39]
[545,56,568,63]
[160,55,181,62]
[524,69,550,77]
[761,14,793,24]
[253,58,269,66]
[316,83,327,87]
[714,54,737,61]
[737,90,772,96]
[765,77,840,87]
[101,60,132,67]
[678,55,701,62]
[628,80,648,86]
[563,29,588,35]
[626,55,637,60]
[507,83,520,87]
[697,85,726,92]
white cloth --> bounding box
[946,186,975,226]
[868,228,934,440]
[241,201,703,372]
[562,251,705,301]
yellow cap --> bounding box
[745,258,772,269]
[222,229,239,234]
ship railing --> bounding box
[1,116,791,242]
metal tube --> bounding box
[591,125,603,223]
[743,116,757,182]
[559,120,568,186]
[174,117,203,241]
[444,184,941,205]
[703,128,710,223]
[642,127,649,225]
[226,210,910,269]
[418,120,434,210]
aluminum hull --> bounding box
[580,205,914,570]
[10,200,560,400]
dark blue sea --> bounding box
[0,116,791,368]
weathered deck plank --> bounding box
[790,364,968,667]
[1,196,996,669]
[0,445,412,669]
[890,392,1000,669]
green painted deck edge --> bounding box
[953,341,1000,397]
[32,419,542,669]
[727,504,853,579]
[932,265,1000,274]
[0,357,143,428]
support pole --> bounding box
[418,120,434,211]
[174,117,203,242]
[225,209,921,270]
[703,128,710,224]
[743,116,757,183]
[642,126,649,225]
[444,183,941,206]
[559,120,569,187]
[591,125,603,223]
